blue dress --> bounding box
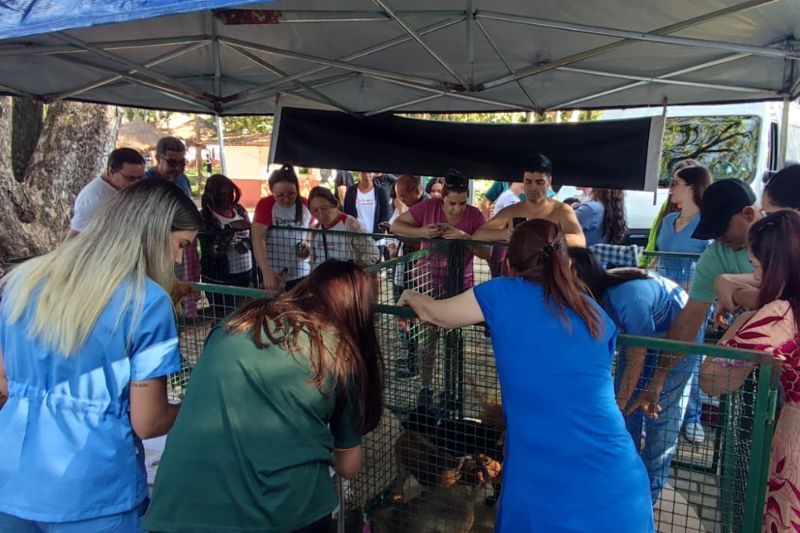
[0,278,181,522]
[656,212,711,286]
[473,277,654,532]
[574,200,606,246]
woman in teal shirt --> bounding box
[145,260,384,533]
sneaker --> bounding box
[684,422,706,444]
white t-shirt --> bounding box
[494,189,522,214]
[211,210,253,274]
[356,189,377,233]
[266,202,312,281]
[70,177,117,232]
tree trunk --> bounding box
[0,97,120,263]
[11,97,43,182]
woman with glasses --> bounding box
[252,164,313,292]
[199,174,254,318]
[655,164,713,288]
[307,186,379,269]
[391,170,488,403]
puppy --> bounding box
[170,280,200,317]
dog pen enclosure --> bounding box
[167,228,778,533]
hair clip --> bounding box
[541,243,560,258]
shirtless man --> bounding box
[472,154,586,247]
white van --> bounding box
[554,101,800,240]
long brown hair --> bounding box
[675,165,713,208]
[226,259,384,434]
[592,188,627,244]
[652,158,701,232]
[749,210,800,333]
[506,219,603,338]
[567,247,649,303]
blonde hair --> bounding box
[0,180,203,357]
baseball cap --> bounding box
[692,179,756,240]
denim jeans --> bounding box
[683,355,703,425]
[617,347,700,503]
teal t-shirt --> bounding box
[688,241,754,303]
[144,326,361,533]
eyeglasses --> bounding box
[163,158,187,168]
[669,180,685,188]
[309,205,335,215]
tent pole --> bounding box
[216,116,227,175]
[779,94,790,166]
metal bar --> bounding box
[372,0,468,87]
[55,32,215,104]
[474,18,539,109]
[215,115,227,175]
[741,362,778,531]
[224,73,360,112]
[559,65,778,94]
[211,14,222,99]
[466,0,474,85]
[364,94,442,116]
[49,53,215,110]
[224,43,354,114]
[48,54,214,111]
[220,16,464,105]
[0,35,209,57]
[216,9,463,24]
[479,0,781,90]
[218,36,450,91]
[550,52,753,109]
[49,41,208,101]
[365,73,532,110]
[477,8,796,60]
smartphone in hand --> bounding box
[512,217,527,228]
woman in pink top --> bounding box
[391,170,488,406]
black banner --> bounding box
[272,107,661,189]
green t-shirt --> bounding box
[143,326,361,533]
[484,180,510,202]
[688,241,754,303]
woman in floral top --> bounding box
[701,209,800,532]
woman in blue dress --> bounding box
[0,179,203,532]
[399,219,653,532]
[569,247,702,505]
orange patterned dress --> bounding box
[719,300,800,532]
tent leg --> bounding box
[215,115,227,175]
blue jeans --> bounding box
[0,500,146,532]
[617,348,700,503]
[683,355,703,425]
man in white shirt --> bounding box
[66,148,145,239]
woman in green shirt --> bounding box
[144,260,384,533]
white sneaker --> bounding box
[684,422,706,444]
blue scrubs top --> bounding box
[474,277,654,532]
[656,212,711,286]
[0,278,181,522]
[603,273,688,337]
[574,200,606,246]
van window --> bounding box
[661,115,761,186]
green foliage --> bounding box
[473,179,494,201]
[222,115,273,135]
[660,115,760,186]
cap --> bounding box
[692,179,756,240]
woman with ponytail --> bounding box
[252,164,313,291]
[399,219,653,533]
[568,247,703,505]
[144,260,384,533]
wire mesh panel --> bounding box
[170,257,777,533]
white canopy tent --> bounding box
[0,0,798,116]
